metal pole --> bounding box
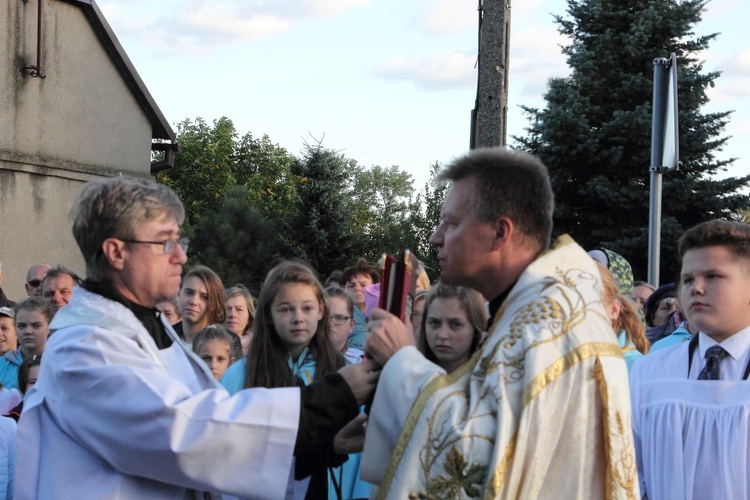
[648,57,670,286]
[647,169,662,286]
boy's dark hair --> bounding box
[678,219,750,259]
[340,258,380,285]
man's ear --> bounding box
[101,238,127,271]
[490,217,513,251]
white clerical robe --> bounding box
[361,235,638,498]
[16,287,299,499]
[630,341,750,499]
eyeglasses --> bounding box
[27,279,42,288]
[330,314,352,326]
[121,237,189,254]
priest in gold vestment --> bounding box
[362,148,638,499]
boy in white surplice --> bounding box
[630,219,750,499]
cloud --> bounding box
[375,51,476,91]
[701,0,742,20]
[509,24,570,100]
[409,0,475,37]
[97,0,371,55]
[704,47,750,103]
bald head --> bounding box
[26,264,52,297]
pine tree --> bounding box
[515,0,749,281]
[290,145,360,276]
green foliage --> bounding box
[157,117,297,227]
[288,145,360,276]
[157,116,449,284]
[188,187,284,293]
[407,162,447,282]
[515,0,750,280]
[350,164,416,259]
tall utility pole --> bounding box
[470,0,511,149]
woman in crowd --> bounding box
[223,285,256,355]
[176,266,225,343]
[598,262,649,371]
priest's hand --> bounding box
[338,359,380,406]
[333,412,368,454]
[365,308,416,366]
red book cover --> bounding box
[379,249,417,322]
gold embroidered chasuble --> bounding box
[360,236,638,499]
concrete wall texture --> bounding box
[1,0,158,298]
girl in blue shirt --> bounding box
[221,261,345,498]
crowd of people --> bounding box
[0,147,748,498]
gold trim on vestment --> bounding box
[594,358,613,500]
[487,234,575,335]
[594,358,638,499]
[375,349,483,498]
[485,342,624,497]
[522,342,622,407]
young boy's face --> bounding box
[0,316,17,354]
[680,245,750,342]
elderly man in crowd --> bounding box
[24,264,51,297]
[16,176,378,499]
[362,148,637,498]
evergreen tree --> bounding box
[189,187,285,293]
[515,0,749,280]
[289,145,360,276]
[407,162,447,282]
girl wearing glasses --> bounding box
[325,287,364,364]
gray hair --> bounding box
[437,148,554,251]
[71,177,184,282]
[41,265,82,289]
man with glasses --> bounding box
[16,176,379,499]
[24,264,51,297]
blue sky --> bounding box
[98,0,749,189]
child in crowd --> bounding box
[0,298,51,390]
[630,219,750,498]
[192,325,235,381]
[323,286,370,498]
[221,261,347,499]
[5,354,42,421]
[0,307,17,356]
[597,263,649,371]
[325,287,364,364]
[416,284,487,374]
[408,289,428,340]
